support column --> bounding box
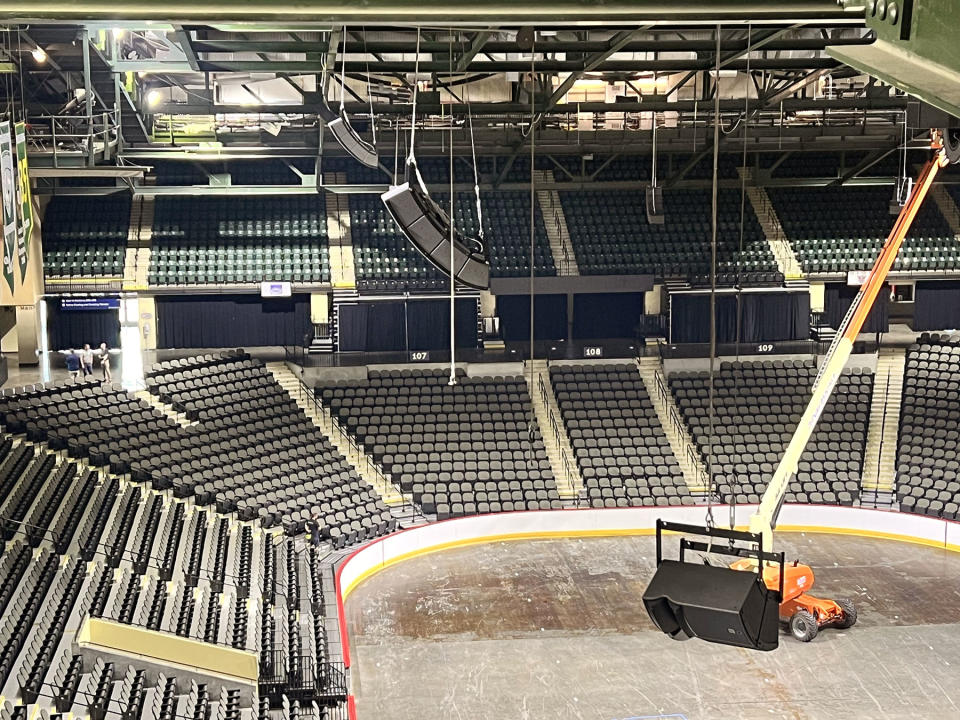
[310,292,329,325]
[81,28,95,167]
[809,282,825,314]
[0,307,16,353]
[15,302,40,365]
[139,296,157,351]
[645,284,662,315]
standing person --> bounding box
[80,343,94,377]
[99,342,112,382]
[65,349,81,381]
[305,510,322,548]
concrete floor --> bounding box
[346,533,960,720]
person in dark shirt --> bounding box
[305,511,322,548]
[65,349,81,381]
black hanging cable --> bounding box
[16,32,24,124]
[705,24,723,531]
[362,28,377,148]
[735,24,751,363]
[393,125,400,184]
[339,25,348,111]
[732,24,751,531]
[448,31,457,387]
[527,37,537,457]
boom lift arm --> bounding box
[642,132,954,651]
[750,143,946,550]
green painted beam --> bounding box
[828,0,960,119]
[1,0,861,24]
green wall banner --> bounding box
[0,121,16,295]
[14,123,32,282]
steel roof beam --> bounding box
[148,57,844,74]
[171,26,202,71]
[149,95,908,115]
[187,34,873,55]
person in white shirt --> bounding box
[99,342,112,382]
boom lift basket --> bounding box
[642,521,785,651]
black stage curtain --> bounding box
[824,283,889,333]
[156,294,310,348]
[671,291,809,344]
[339,298,478,352]
[914,280,960,331]
[572,292,645,340]
[406,299,477,351]
[47,303,120,350]
[337,302,405,352]
[497,294,567,342]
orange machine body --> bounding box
[729,559,847,627]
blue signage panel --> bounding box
[60,297,120,310]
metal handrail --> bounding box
[872,368,892,497]
[652,365,709,490]
[301,377,419,518]
[537,371,581,503]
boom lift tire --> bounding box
[834,599,858,629]
[789,610,819,642]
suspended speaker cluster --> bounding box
[645,186,665,225]
[382,182,490,290]
[320,102,379,169]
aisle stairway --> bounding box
[325,174,357,289]
[132,389,194,428]
[740,169,803,279]
[636,357,709,494]
[861,348,905,497]
[526,360,580,501]
[265,362,404,506]
[533,170,579,276]
[123,197,153,290]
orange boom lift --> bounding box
[643,130,957,650]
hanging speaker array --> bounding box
[381,181,490,290]
[321,103,379,169]
[646,186,664,225]
[321,25,379,169]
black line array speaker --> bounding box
[326,115,379,168]
[381,182,490,290]
[320,99,379,169]
[642,559,780,651]
[646,186,665,225]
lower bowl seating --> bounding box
[670,358,873,505]
[897,333,960,518]
[550,363,692,507]
[319,367,560,517]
